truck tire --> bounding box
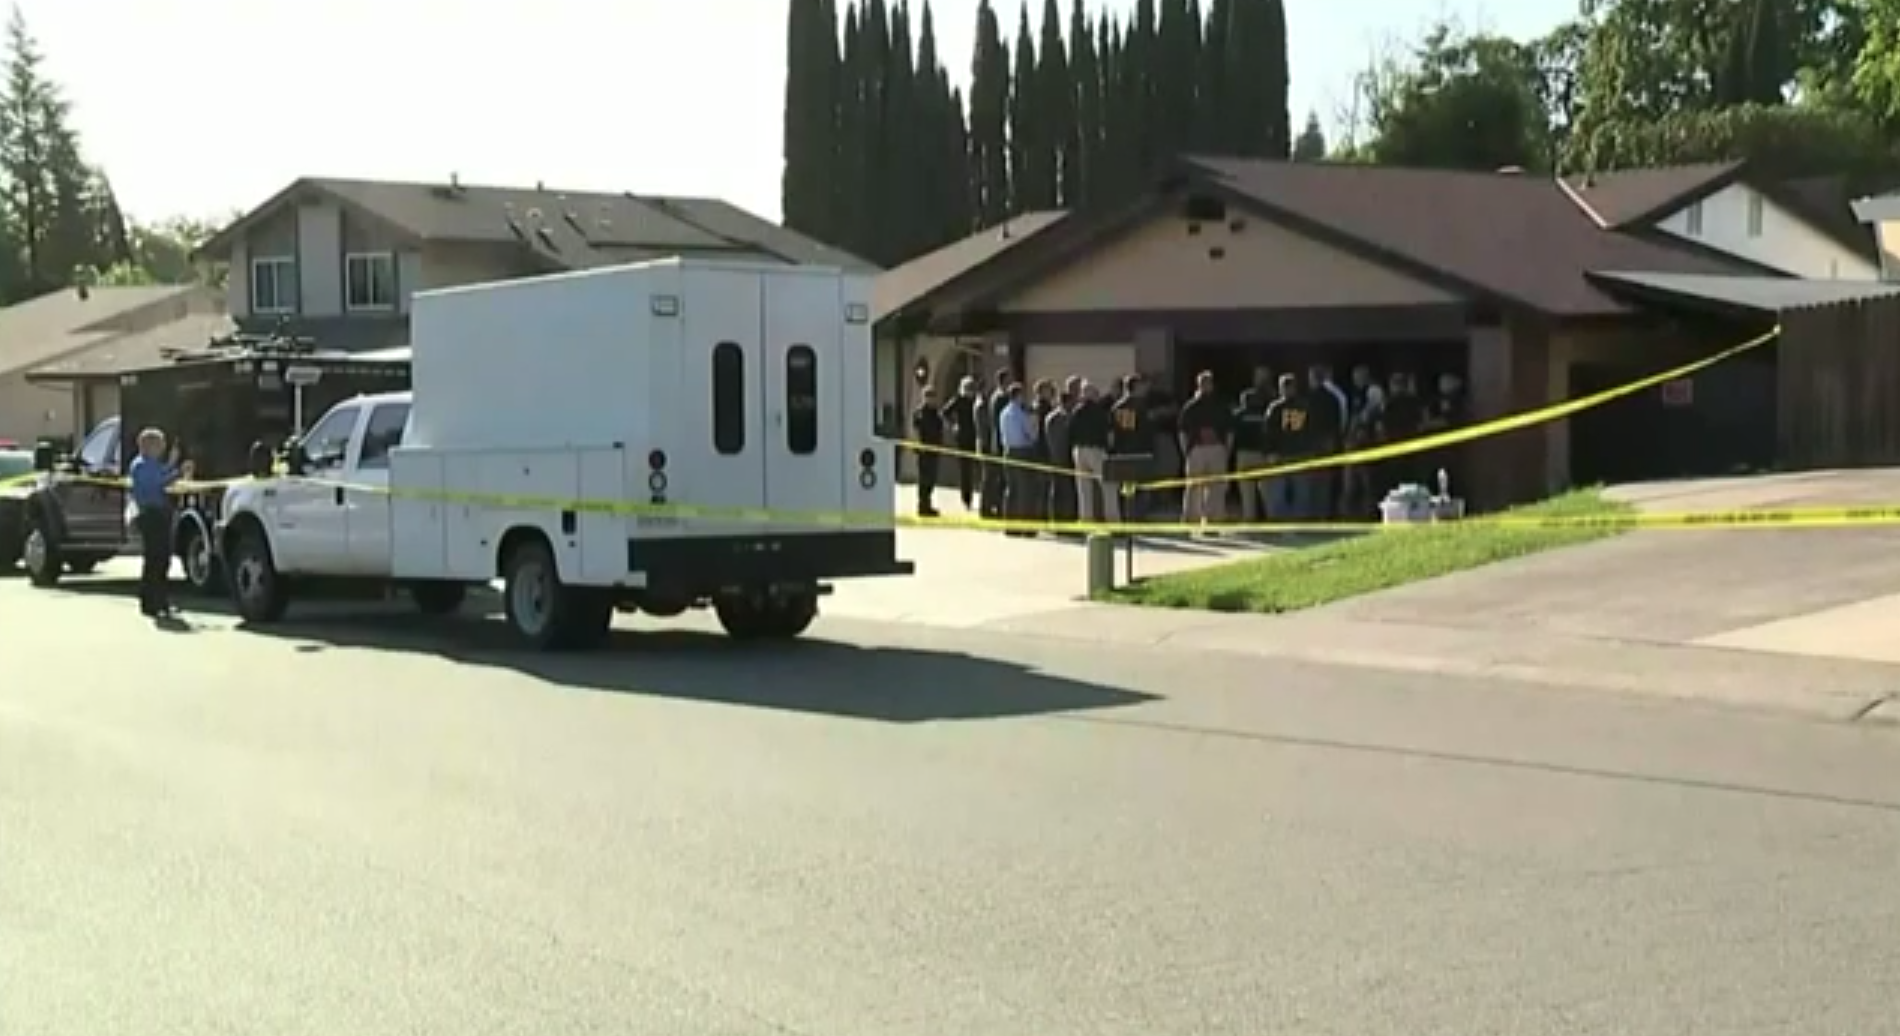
[502,538,610,651]
[22,514,60,588]
[410,581,467,616]
[226,527,290,623]
[716,592,817,641]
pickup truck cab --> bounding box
[217,391,451,621]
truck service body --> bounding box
[217,259,913,649]
[6,335,408,589]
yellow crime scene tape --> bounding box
[7,325,1900,536]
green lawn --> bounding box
[1108,488,1634,614]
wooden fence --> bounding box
[1777,296,1900,469]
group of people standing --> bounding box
[909,361,1467,532]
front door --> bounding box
[762,274,844,524]
[272,403,358,573]
[343,400,409,576]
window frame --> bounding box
[711,342,746,455]
[344,251,397,311]
[354,402,411,470]
[251,256,298,314]
[78,419,120,472]
[297,405,360,471]
[785,344,818,456]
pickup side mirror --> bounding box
[31,441,54,471]
[284,442,309,476]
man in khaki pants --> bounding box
[1176,370,1233,527]
[1067,380,1117,524]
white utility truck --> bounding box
[214,259,914,649]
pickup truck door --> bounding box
[342,400,409,576]
[65,419,125,546]
[272,403,360,574]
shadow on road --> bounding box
[51,577,1158,724]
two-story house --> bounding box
[193,175,877,349]
[1560,161,1880,281]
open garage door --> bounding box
[1024,343,1136,396]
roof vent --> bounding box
[1497,165,1525,175]
[450,172,460,189]
[535,180,545,192]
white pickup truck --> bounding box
[215,258,913,650]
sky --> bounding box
[29,0,1572,226]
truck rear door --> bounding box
[762,274,845,525]
[679,266,766,534]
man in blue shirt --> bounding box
[996,384,1040,535]
[128,427,191,617]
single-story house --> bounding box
[0,284,227,444]
[876,156,1899,508]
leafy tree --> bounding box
[1357,23,1551,171]
[1577,102,1892,177]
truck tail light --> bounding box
[647,449,668,495]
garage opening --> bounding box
[1175,340,1468,403]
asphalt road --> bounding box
[3,569,1898,1036]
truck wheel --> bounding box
[226,528,289,623]
[22,515,60,588]
[410,581,467,616]
[716,593,817,641]
[502,538,608,651]
[178,524,222,595]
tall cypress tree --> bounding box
[1201,0,1230,151]
[1007,6,1040,213]
[968,0,1011,227]
[1036,0,1074,208]
[835,5,867,256]
[883,1,917,261]
[1260,0,1290,157]
[1068,0,1103,207]
[781,0,821,236]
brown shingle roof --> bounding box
[874,211,1067,322]
[203,177,879,273]
[1183,157,1757,317]
[0,285,207,377]
[27,312,240,382]
[1557,162,1741,227]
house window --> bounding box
[345,252,397,310]
[1685,201,1704,236]
[1746,193,1764,237]
[786,344,818,456]
[711,342,745,455]
[251,256,298,314]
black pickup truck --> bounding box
[8,335,410,590]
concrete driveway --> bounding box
[1319,469,1900,665]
